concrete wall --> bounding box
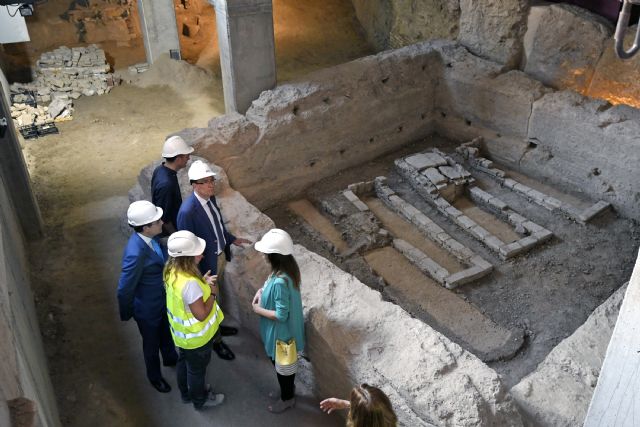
[180,40,640,221]
[0,79,59,426]
[0,156,60,427]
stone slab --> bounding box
[422,167,448,185]
[405,152,447,170]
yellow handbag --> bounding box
[275,339,297,366]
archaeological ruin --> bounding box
[1,1,640,426]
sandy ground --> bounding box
[16,0,373,426]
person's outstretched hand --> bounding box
[319,398,350,414]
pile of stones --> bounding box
[8,45,116,132]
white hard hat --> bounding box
[167,230,206,257]
[127,201,163,226]
[254,229,294,255]
[188,160,217,181]
[162,135,194,158]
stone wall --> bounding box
[181,41,443,210]
[351,1,640,109]
[0,160,59,426]
[183,40,640,220]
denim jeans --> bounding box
[177,337,214,409]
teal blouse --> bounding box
[259,272,305,359]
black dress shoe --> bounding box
[213,341,235,360]
[150,378,171,393]
[219,325,238,336]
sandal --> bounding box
[268,398,296,413]
[268,384,295,400]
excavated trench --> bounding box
[264,135,639,388]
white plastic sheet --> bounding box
[0,5,30,43]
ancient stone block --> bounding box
[405,152,447,170]
[523,4,612,93]
[588,25,640,109]
[484,235,504,252]
[458,0,529,68]
[456,215,476,230]
[439,165,463,180]
[526,91,640,220]
[422,167,448,185]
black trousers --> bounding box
[135,315,178,382]
[271,359,296,400]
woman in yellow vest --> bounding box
[164,230,225,410]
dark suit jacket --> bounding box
[117,233,167,322]
[177,193,236,275]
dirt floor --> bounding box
[264,136,640,388]
[15,1,373,426]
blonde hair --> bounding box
[347,384,397,427]
[163,256,202,288]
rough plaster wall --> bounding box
[510,283,626,426]
[182,41,443,210]
[522,3,613,93]
[0,170,59,426]
[130,162,524,426]
[458,0,530,69]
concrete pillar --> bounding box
[212,0,277,114]
[0,78,42,240]
[584,248,640,426]
[137,0,180,64]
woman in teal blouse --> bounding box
[252,229,305,413]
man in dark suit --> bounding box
[117,200,178,393]
[177,160,251,361]
[151,135,193,237]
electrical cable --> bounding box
[5,4,20,16]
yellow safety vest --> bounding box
[165,270,224,349]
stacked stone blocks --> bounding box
[396,150,553,260]
[343,177,492,289]
[457,140,612,224]
[9,45,115,130]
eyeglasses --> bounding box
[195,178,215,185]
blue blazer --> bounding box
[117,234,167,322]
[177,193,235,275]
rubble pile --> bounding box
[9,45,116,136]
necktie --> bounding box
[151,239,164,262]
[207,200,226,254]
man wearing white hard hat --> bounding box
[117,201,178,394]
[151,135,194,237]
[177,160,251,361]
